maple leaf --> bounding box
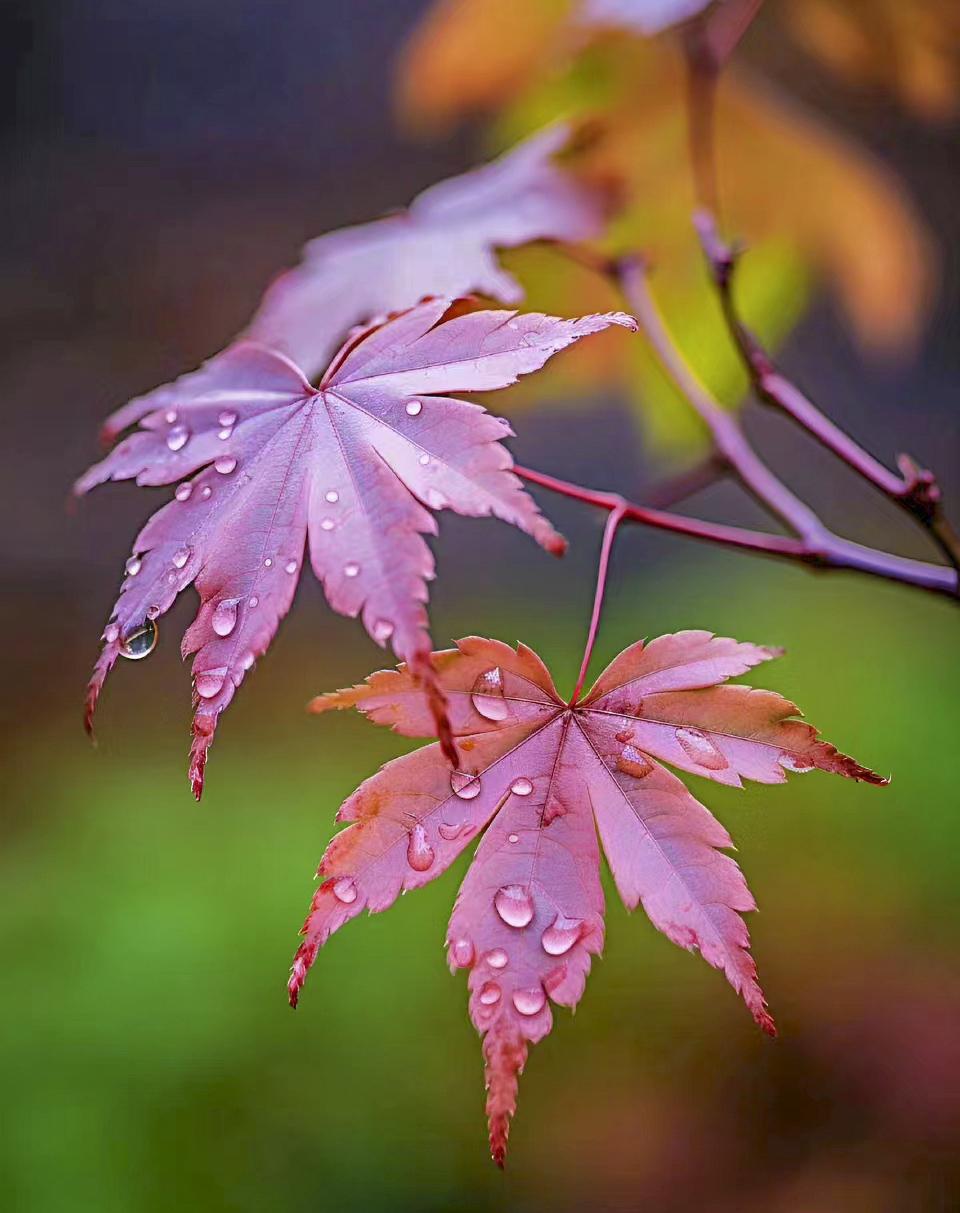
[241,124,604,382]
[291,631,885,1165]
[76,301,635,797]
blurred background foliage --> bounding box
[2,1,959,1210]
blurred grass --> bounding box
[2,560,959,1211]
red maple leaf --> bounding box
[291,631,886,1165]
[76,301,634,796]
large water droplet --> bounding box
[675,727,728,770]
[194,668,226,699]
[616,743,653,779]
[343,562,360,578]
[478,981,501,1006]
[779,751,814,773]
[175,482,193,502]
[450,938,474,968]
[248,596,259,608]
[211,599,239,637]
[285,559,298,574]
[541,914,583,957]
[325,489,339,504]
[214,455,237,475]
[372,618,394,643]
[218,409,238,428]
[512,987,546,1016]
[406,824,435,872]
[486,948,508,969]
[172,547,190,569]
[166,424,190,452]
[495,885,534,928]
[508,833,519,844]
[438,820,474,840]
[471,667,509,721]
[510,776,533,797]
[125,556,141,577]
[332,877,357,904]
[405,400,422,417]
[119,618,157,660]
[450,771,481,800]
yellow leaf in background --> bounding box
[394,0,937,455]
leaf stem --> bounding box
[570,503,627,707]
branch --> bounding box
[695,209,960,573]
[570,502,626,706]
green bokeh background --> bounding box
[4,561,958,1212]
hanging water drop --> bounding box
[332,877,358,904]
[779,751,814,773]
[510,776,533,797]
[172,547,190,569]
[478,981,501,1006]
[512,987,546,1016]
[241,651,255,671]
[214,455,237,475]
[119,618,158,661]
[166,424,190,452]
[406,824,435,872]
[675,726,728,770]
[450,770,481,800]
[194,668,226,699]
[616,744,653,779]
[125,556,141,577]
[217,409,237,428]
[494,885,534,928]
[372,618,394,643]
[104,623,120,644]
[470,667,509,721]
[438,820,472,840]
[211,599,239,637]
[450,938,474,968]
[541,914,583,957]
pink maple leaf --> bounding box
[292,631,886,1165]
[76,301,635,796]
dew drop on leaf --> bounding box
[119,618,158,661]
[343,562,360,578]
[470,667,509,721]
[320,517,335,532]
[508,833,519,844]
[175,482,193,502]
[675,726,728,770]
[486,948,508,970]
[166,424,190,452]
[406,823,435,872]
[194,668,226,699]
[172,547,190,570]
[450,771,481,800]
[510,776,533,797]
[541,914,583,957]
[211,599,239,638]
[325,489,339,503]
[494,885,534,928]
[200,485,212,500]
[616,744,653,779]
[332,877,358,904]
[405,400,422,416]
[285,559,298,574]
[124,556,141,577]
[512,987,546,1016]
[779,751,815,772]
[478,981,502,1006]
[214,455,237,475]
[104,623,120,644]
[450,938,474,968]
[372,618,395,643]
[418,453,430,466]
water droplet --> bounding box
[104,623,120,644]
[166,424,190,452]
[405,400,422,417]
[779,752,814,773]
[285,559,298,574]
[175,482,193,502]
[263,557,272,568]
[248,596,259,608]
[542,914,583,956]
[343,562,360,578]
[200,485,212,499]
[146,603,161,620]
[542,797,565,825]
[495,885,534,928]
[471,667,509,721]
[450,771,481,800]
[675,726,728,770]
[512,987,545,1016]
[164,409,178,424]
[486,949,508,971]
[418,453,430,467]
[478,981,501,1006]
[510,777,533,797]
[218,409,237,428]
[438,820,473,840]
[211,599,239,637]
[616,744,653,779]
[406,824,435,872]
[426,488,447,509]
[508,833,519,844]
[215,455,237,475]
[194,668,226,699]
[122,557,141,579]
[241,651,255,671]
[320,517,335,532]
[450,938,474,968]
[119,618,157,660]
[325,489,339,504]
[372,618,394,643]
[332,877,357,904]
[172,547,190,569]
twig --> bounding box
[695,209,960,574]
[570,503,626,706]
